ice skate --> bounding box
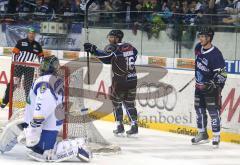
[113,124,125,137]
[126,124,138,137]
[212,135,220,149]
[191,131,209,145]
[77,146,92,162]
[0,100,6,109]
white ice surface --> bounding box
[0,109,240,165]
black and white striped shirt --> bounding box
[12,38,43,63]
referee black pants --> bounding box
[2,65,34,105]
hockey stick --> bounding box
[178,77,195,93]
[84,0,94,85]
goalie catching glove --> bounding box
[24,120,43,147]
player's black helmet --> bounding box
[108,30,124,41]
[198,27,214,41]
[40,55,60,76]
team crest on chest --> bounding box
[40,83,47,93]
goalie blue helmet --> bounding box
[40,55,60,76]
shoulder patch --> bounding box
[40,83,47,93]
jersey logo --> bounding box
[201,58,208,66]
[40,83,47,93]
[197,62,209,72]
[22,42,28,46]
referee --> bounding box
[0,27,44,109]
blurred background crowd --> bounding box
[0,0,239,41]
[0,0,239,25]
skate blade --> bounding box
[126,133,138,138]
[192,139,210,145]
[213,144,219,149]
[114,133,125,137]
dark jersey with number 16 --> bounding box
[195,42,226,89]
[94,43,138,90]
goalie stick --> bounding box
[178,77,195,93]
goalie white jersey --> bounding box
[23,74,91,162]
[24,74,64,131]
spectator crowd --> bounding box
[0,0,239,25]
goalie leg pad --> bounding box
[0,118,24,153]
[56,138,92,162]
[77,146,92,162]
[27,138,92,162]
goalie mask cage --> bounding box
[8,61,120,153]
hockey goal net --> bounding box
[6,61,120,153]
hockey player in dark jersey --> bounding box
[192,27,227,148]
[84,30,138,136]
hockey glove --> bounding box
[24,120,42,147]
[213,68,227,88]
[84,43,97,54]
[203,80,216,94]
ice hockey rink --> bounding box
[0,109,240,165]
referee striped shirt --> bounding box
[12,38,44,63]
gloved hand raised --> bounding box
[84,43,97,54]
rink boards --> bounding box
[0,55,239,144]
